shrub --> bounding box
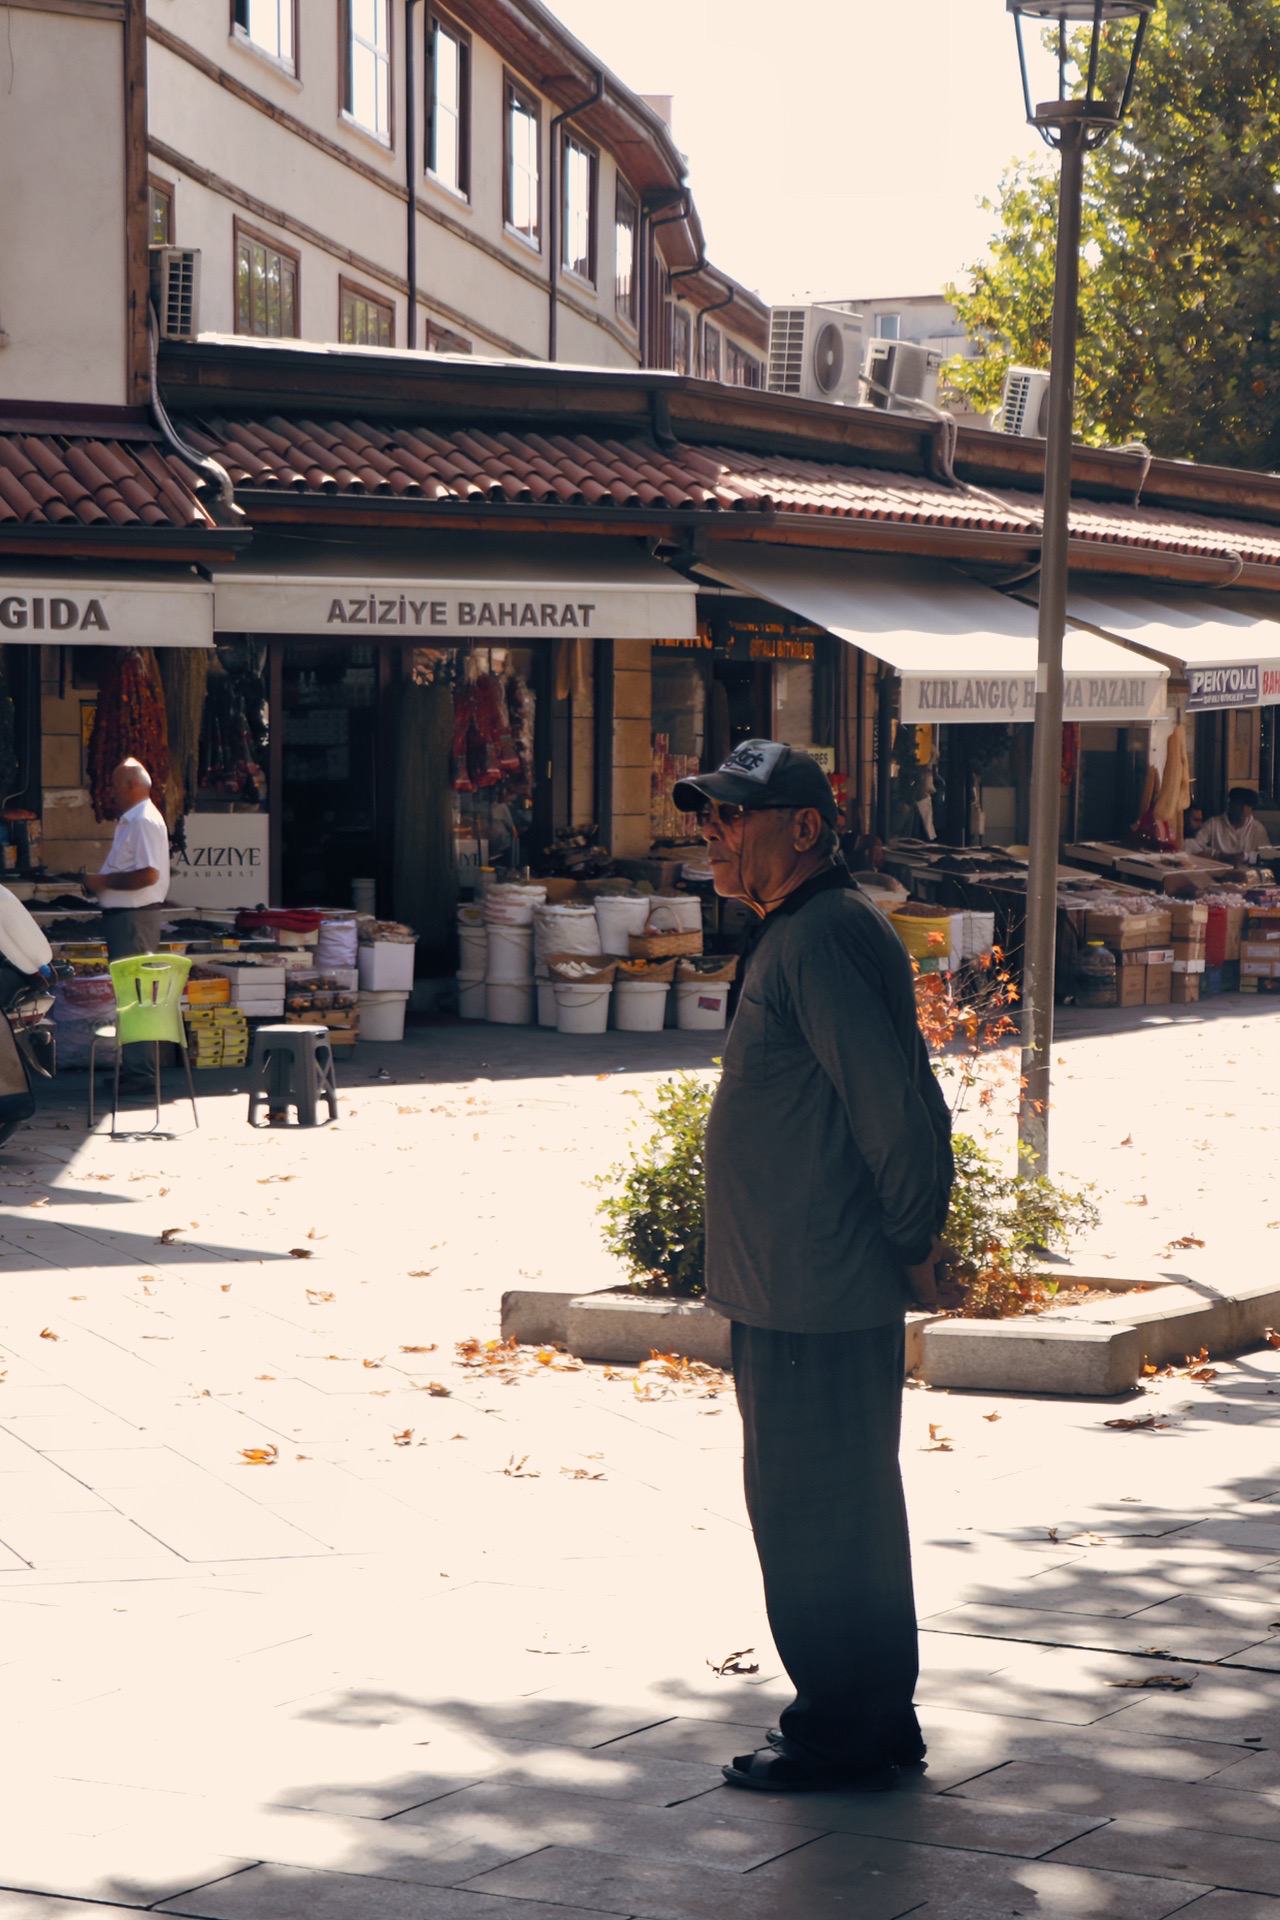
[595,1074,713,1297]
[945,1132,1100,1318]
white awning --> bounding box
[213,539,697,642]
[1065,588,1280,711]
[0,572,213,648]
[696,546,1167,724]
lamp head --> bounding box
[1008,0,1154,148]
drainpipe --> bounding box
[405,0,422,348]
[644,190,691,369]
[548,67,604,363]
[148,306,237,514]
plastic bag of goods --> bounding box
[315,912,359,970]
[53,974,118,1071]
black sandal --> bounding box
[722,1747,905,1794]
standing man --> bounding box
[672,741,954,1795]
[84,761,169,1085]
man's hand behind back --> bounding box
[903,1238,964,1311]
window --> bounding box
[726,341,763,388]
[344,0,391,144]
[670,304,692,375]
[340,279,393,348]
[234,222,299,337]
[615,180,637,325]
[874,313,901,340]
[427,12,469,196]
[232,0,295,70]
[504,77,541,247]
[148,178,173,246]
[703,323,723,383]
[561,133,597,283]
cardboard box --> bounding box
[1241,958,1276,978]
[1131,947,1175,966]
[1241,940,1280,963]
[1172,973,1200,1003]
[1145,962,1173,1004]
[358,941,416,991]
[1173,940,1207,962]
[1169,902,1210,935]
[1245,925,1280,944]
[1085,908,1172,950]
[1172,959,1206,975]
[1116,962,1148,1007]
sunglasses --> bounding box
[695,800,799,828]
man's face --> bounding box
[1228,796,1254,828]
[700,801,817,903]
[112,767,138,811]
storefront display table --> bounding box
[247,1024,338,1129]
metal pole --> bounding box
[1018,125,1086,1175]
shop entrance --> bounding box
[278,642,382,907]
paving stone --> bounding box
[947,1756,1280,1838]
[462,1844,908,1920]
[0,1828,252,1907]
[478,1743,724,1805]
[690,1778,1106,1855]
[1049,1820,1280,1894]
[923,1599,1263,1662]
[1174,1895,1280,1917]
[389,1781,814,1870]
[159,1864,605,1920]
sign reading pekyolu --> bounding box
[1187,664,1261,712]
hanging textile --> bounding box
[158,648,210,836]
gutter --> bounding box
[693,275,736,380]
[405,0,423,348]
[547,66,605,362]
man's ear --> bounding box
[793,808,822,852]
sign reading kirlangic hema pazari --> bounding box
[899,669,1166,724]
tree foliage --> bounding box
[946,0,1280,466]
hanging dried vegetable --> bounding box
[87,649,171,822]
[157,649,209,835]
[199,659,267,802]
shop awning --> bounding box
[212,539,698,642]
[695,546,1168,724]
[0,571,213,647]
[1064,588,1280,711]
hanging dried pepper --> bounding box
[88,648,171,822]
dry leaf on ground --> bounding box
[922,1423,953,1452]
[239,1445,278,1466]
[393,1429,413,1447]
[1106,1673,1192,1691]
[425,1382,451,1397]
[1162,1235,1206,1253]
[362,1357,384,1369]
[408,1269,436,1278]
[1104,1415,1170,1432]
[707,1648,759,1678]
[400,1343,437,1353]
[158,1228,183,1245]
[982,1412,1001,1423]
[288,1248,313,1260]
[502,1454,540,1478]
[561,1467,605,1481]
[38,1327,58,1341]
[306,1289,335,1305]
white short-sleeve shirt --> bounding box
[99,798,170,909]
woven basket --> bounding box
[614,956,677,983]
[627,928,703,959]
[546,952,618,985]
[677,954,739,984]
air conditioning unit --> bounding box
[767,303,867,405]
[998,366,1052,437]
[864,339,943,413]
[148,246,201,342]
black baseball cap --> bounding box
[673,740,838,825]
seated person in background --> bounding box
[1189,788,1268,863]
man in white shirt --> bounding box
[84,760,170,962]
[1189,787,1269,864]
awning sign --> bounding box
[0,579,213,649]
[900,671,1165,725]
[214,577,697,642]
[1188,664,1260,711]
[168,813,269,908]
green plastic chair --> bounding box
[87,954,199,1136]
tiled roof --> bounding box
[176,413,1280,573]
[0,432,213,530]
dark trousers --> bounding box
[731,1319,922,1770]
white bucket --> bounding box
[554,981,612,1035]
[533,904,598,970]
[358,988,409,1042]
[486,979,534,1025]
[485,921,533,984]
[676,979,730,1030]
[594,893,652,955]
[352,877,377,915]
[536,977,558,1028]
[613,977,669,1032]
[646,894,703,935]
[483,884,547,927]
[458,977,487,1021]
[457,922,487,981]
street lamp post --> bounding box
[1009,0,1152,1174]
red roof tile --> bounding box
[171,412,1280,573]
[0,431,214,532]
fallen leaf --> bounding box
[69,1295,86,1301]
[1106,1673,1192,1691]
[400,1343,437,1354]
[1104,1415,1170,1432]
[307,1229,327,1241]
[1267,1328,1280,1349]
[560,1466,605,1480]
[426,1382,451,1396]
[255,1374,276,1382]
[1067,1532,1107,1546]
[27,1197,49,1208]
[362,1357,384,1369]
[1118,1134,1133,1147]
[922,1422,953,1453]
[38,1327,58,1341]
[239,1445,279,1466]
[707,1647,759,1678]
[393,1429,413,1447]
[1046,1528,1059,1541]
[1126,1195,1149,1208]
[256,1175,296,1184]
[288,1248,313,1260]
[219,1284,232,1293]
[408,1269,436,1278]
[1163,1235,1206,1253]
[306,1289,335,1305]
[158,1227,183,1245]
[982,1412,1002,1423]
[502,1454,540,1478]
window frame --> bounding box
[670,303,692,376]
[614,177,638,328]
[233,218,301,339]
[425,7,471,200]
[726,340,763,389]
[148,175,174,247]
[703,321,723,383]
[560,129,598,287]
[341,0,394,148]
[339,276,395,349]
[503,72,542,252]
[874,313,901,341]
[230,0,298,76]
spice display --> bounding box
[87,649,171,822]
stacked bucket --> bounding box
[479,883,547,1024]
[456,903,487,1019]
[533,903,600,1026]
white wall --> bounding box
[0,8,128,404]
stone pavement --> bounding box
[2,1009,1280,1917]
